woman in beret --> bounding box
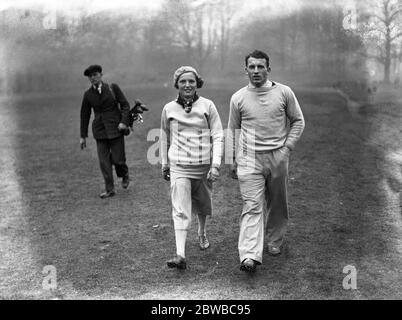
[160,66,224,269]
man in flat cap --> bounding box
[80,64,130,198]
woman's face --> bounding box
[177,72,197,99]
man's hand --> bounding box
[207,167,220,183]
[162,165,170,181]
[118,123,128,131]
[80,138,86,150]
[230,162,238,179]
[279,145,291,158]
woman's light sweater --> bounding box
[161,96,224,178]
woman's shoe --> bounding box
[199,235,210,250]
[167,255,187,269]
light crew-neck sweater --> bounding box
[160,96,224,178]
[228,81,305,157]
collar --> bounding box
[248,80,273,89]
[92,82,103,91]
[176,93,200,113]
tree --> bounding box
[358,0,402,83]
[159,0,219,73]
[214,0,241,71]
[233,1,366,84]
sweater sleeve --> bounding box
[284,88,305,150]
[160,107,170,167]
[80,93,91,138]
[208,102,224,168]
[227,95,241,162]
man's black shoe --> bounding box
[268,245,281,256]
[240,258,257,273]
[100,190,116,199]
[122,176,129,189]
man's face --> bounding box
[177,72,197,99]
[246,57,269,87]
[88,72,102,87]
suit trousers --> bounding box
[96,136,128,192]
[237,147,290,264]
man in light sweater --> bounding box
[228,50,305,272]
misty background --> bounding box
[0,0,401,95]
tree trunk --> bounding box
[384,30,391,83]
[219,20,226,71]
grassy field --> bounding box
[0,84,401,299]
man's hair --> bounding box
[245,50,270,68]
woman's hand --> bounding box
[162,165,170,181]
[230,162,238,179]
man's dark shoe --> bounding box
[122,175,130,189]
[99,190,116,199]
[240,258,257,273]
[268,245,281,256]
[167,255,186,269]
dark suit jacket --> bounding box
[80,82,130,140]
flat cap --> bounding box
[83,64,102,77]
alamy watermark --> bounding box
[342,265,357,290]
[42,265,57,290]
[342,2,357,31]
[147,123,258,168]
[42,10,57,30]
